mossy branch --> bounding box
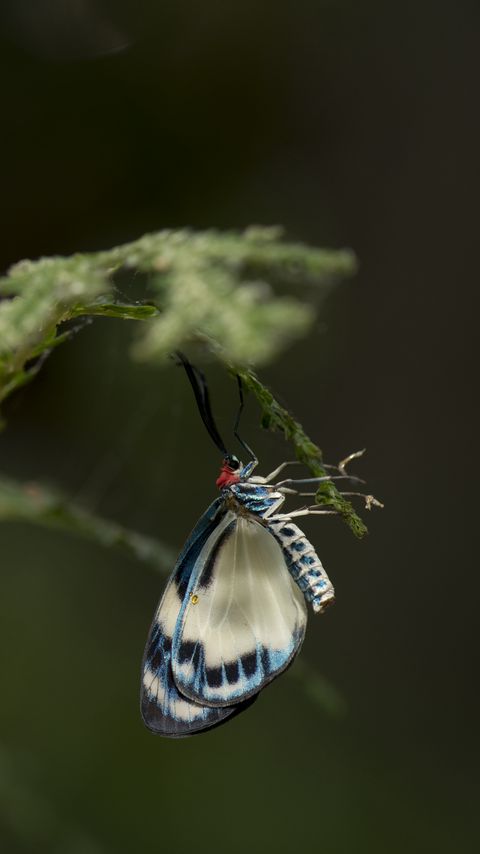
[236,368,368,537]
[0,226,355,407]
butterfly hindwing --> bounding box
[141,498,241,737]
[172,513,307,706]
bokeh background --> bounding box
[0,1,478,852]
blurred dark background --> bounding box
[0,1,478,852]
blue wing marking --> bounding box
[141,498,241,737]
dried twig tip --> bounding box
[365,494,384,511]
[338,448,366,475]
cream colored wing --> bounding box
[172,513,307,706]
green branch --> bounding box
[236,368,368,537]
[0,226,355,405]
[0,476,175,572]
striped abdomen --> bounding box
[268,520,335,614]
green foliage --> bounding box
[0,225,365,533]
[236,369,368,537]
[0,226,355,408]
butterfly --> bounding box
[141,356,360,737]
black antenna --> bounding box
[176,352,228,455]
[234,375,257,463]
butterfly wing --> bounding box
[172,513,307,706]
[141,498,244,737]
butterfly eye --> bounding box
[226,455,240,470]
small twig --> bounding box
[0,476,175,573]
[234,368,369,538]
[340,491,385,511]
[338,448,366,476]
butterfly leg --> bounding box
[262,493,288,518]
[262,461,303,483]
[269,507,339,521]
[263,449,366,484]
[249,461,301,485]
[240,459,259,479]
[275,474,365,488]
[289,489,383,510]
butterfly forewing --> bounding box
[172,514,307,706]
[141,499,239,736]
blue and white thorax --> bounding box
[141,455,336,738]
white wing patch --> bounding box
[155,577,183,637]
[172,515,307,705]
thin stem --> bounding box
[233,368,369,538]
[0,476,175,573]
